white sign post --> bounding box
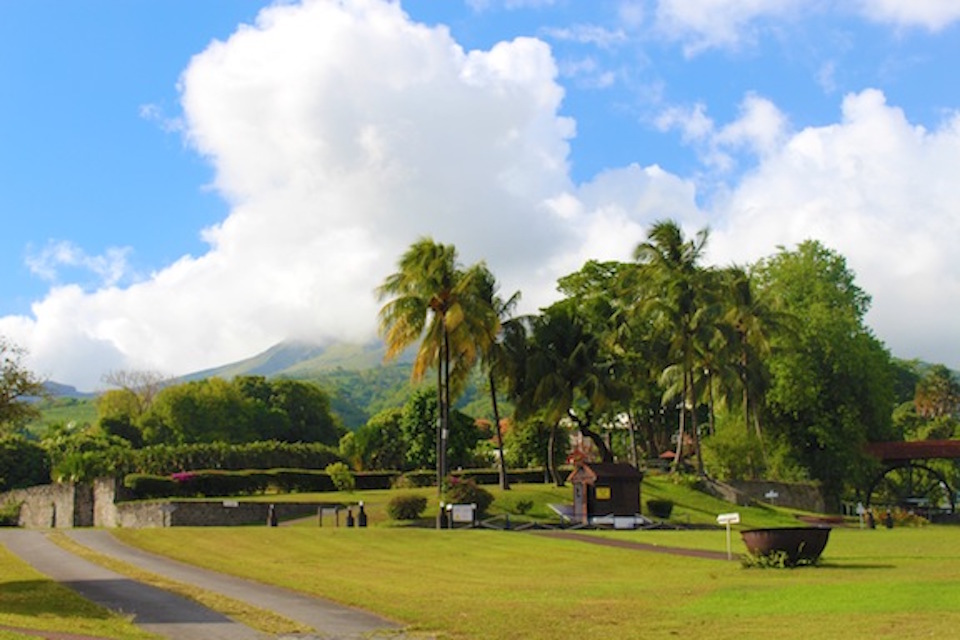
[716,512,741,560]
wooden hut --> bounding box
[567,461,644,525]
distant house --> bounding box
[567,461,643,525]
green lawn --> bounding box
[0,545,158,640]
[113,524,960,640]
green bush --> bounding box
[325,462,355,492]
[354,471,400,490]
[387,494,428,521]
[0,500,21,527]
[74,441,343,480]
[446,476,494,516]
[124,474,180,499]
[393,470,436,488]
[646,499,674,519]
[270,469,334,493]
[0,436,51,491]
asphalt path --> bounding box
[0,529,407,640]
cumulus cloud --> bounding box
[4,0,960,391]
[710,89,960,367]
[0,0,677,389]
[656,93,788,171]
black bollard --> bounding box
[358,502,368,528]
[346,507,355,527]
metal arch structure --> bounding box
[864,440,960,515]
[865,461,955,514]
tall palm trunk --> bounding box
[489,370,510,490]
[689,367,705,476]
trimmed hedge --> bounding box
[77,441,343,481]
[121,466,549,500]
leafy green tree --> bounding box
[266,379,343,445]
[0,337,45,434]
[400,387,439,471]
[914,365,960,421]
[517,302,621,464]
[0,435,50,490]
[755,240,895,504]
[143,378,256,444]
[347,407,406,470]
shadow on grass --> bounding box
[0,580,115,621]
[816,562,896,570]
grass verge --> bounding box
[0,544,157,640]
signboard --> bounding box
[716,512,740,525]
[717,512,740,561]
[450,504,475,524]
[596,486,611,500]
[222,500,239,508]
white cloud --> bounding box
[543,25,628,49]
[654,0,807,54]
[468,0,558,11]
[856,0,960,30]
[710,89,960,367]
[5,1,960,391]
[1,0,687,390]
[26,241,133,288]
[656,93,788,171]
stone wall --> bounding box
[727,480,826,513]
[2,479,338,529]
[115,501,328,528]
[0,483,91,528]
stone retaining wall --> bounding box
[115,501,324,527]
[0,483,93,528]
[727,480,826,513]
[2,479,344,528]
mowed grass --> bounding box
[0,544,158,640]
[113,523,960,640]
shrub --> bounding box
[124,474,180,499]
[446,476,494,516]
[646,499,674,519]
[387,494,428,521]
[325,462,355,492]
[0,500,21,527]
[393,471,435,488]
[0,436,51,491]
[514,499,534,515]
[271,469,334,493]
[354,471,400,490]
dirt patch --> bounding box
[536,531,735,561]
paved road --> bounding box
[0,529,407,640]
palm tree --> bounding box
[634,220,710,475]
[472,266,520,490]
[377,239,489,501]
[522,303,618,464]
[720,266,792,453]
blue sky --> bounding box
[2,0,960,389]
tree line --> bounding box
[2,219,959,505]
[374,221,959,505]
